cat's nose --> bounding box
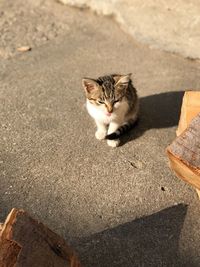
[106,105,113,113]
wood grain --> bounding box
[0,208,81,267]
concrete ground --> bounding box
[60,0,200,59]
[0,1,200,266]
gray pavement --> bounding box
[0,1,200,266]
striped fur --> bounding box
[106,118,138,140]
[82,74,139,147]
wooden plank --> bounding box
[176,91,200,136]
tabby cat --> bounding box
[82,74,139,147]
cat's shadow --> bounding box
[121,91,184,145]
[73,204,197,267]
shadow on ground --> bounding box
[121,91,184,145]
[74,204,195,267]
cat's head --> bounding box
[82,74,131,114]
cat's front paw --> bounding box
[107,139,120,147]
[95,130,106,140]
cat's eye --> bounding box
[97,100,104,104]
[114,99,120,103]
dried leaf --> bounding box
[17,46,31,52]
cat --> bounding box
[82,74,139,147]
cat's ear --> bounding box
[82,78,99,94]
[114,73,132,87]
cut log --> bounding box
[167,103,200,193]
[0,208,81,267]
[176,91,200,136]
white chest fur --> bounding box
[86,99,129,124]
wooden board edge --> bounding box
[0,208,24,240]
[166,149,200,190]
[176,90,200,136]
[196,189,200,199]
[0,223,3,233]
[166,147,200,175]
